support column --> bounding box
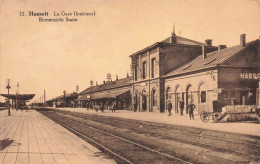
[257,81,260,106]
[256,37,260,106]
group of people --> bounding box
[92,101,118,113]
[167,100,196,120]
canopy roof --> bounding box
[91,89,130,100]
[0,94,35,101]
[76,89,130,101]
[80,77,132,95]
[75,94,90,101]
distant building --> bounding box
[77,76,132,110]
[47,92,78,108]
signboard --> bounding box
[240,73,260,80]
[141,82,146,86]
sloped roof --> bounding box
[91,88,130,100]
[0,94,35,100]
[75,94,90,101]
[162,36,205,46]
[80,77,132,95]
[130,35,205,57]
[165,40,258,77]
[48,92,78,101]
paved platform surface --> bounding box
[54,107,260,137]
[0,109,116,164]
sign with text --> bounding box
[240,73,260,80]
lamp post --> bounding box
[63,90,66,108]
[6,79,11,116]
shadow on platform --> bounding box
[0,138,15,151]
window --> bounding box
[199,83,207,103]
[230,91,236,98]
[152,89,156,106]
[166,87,171,100]
[134,65,138,81]
[151,58,155,78]
[143,61,147,79]
[186,85,193,102]
[201,91,206,103]
[223,91,228,99]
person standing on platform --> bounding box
[167,100,172,116]
[188,101,196,120]
[133,100,137,112]
[100,102,104,112]
[179,100,184,116]
[112,101,116,113]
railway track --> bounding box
[37,108,260,163]
[53,109,260,157]
[40,110,192,164]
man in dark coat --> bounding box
[179,100,184,116]
[112,101,116,113]
[188,101,196,120]
[167,100,172,116]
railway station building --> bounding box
[129,32,259,113]
[164,34,260,115]
[129,31,218,112]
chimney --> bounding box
[116,75,118,81]
[103,81,105,84]
[170,23,177,44]
[202,46,207,59]
[240,34,246,47]
[205,39,212,46]
[96,82,98,86]
[171,33,177,44]
[218,45,227,51]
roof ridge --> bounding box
[176,36,205,45]
[164,39,258,77]
[217,39,258,65]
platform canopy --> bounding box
[0,94,35,101]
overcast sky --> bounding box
[0,0,259,102]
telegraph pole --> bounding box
[6,79,11,116]
[16,82,19,110]
[44,90,46,107]
[63,90,66,108]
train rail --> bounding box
[54,109,260,153]
[40,110,192,164]
[73,111,260,148]
[37,108,260,163]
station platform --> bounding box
[53,107,260,137]
[0,109,116,164]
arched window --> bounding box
[152,89,156,106]
[134,65,138,81]
[186,84,193,102]
[175,86,182,103]
[166,87,171,100]
[143,61,147,79]
[199,83,207,103]
[151,58,156,78]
